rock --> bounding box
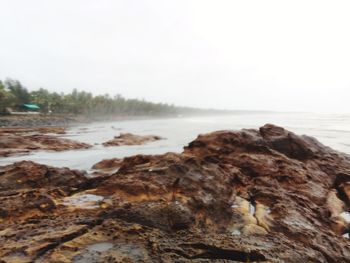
[0,161,89,220]
[92,158,124,170]
[1,124,350,262]
[0,148,31,157]
[0,126,66,134]
[340,181,350,203]
[102,133,163,147]
[0,127,91,157]
[91,158,124,177]
[0,161,88,192]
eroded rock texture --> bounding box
[102,133,163,147]
[1,124,350,262]
[0,127,91,157]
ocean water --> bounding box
[1,112,349,171]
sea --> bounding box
[1,112,350,171]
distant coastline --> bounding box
[0,78,237,127]
[0,111,237,128]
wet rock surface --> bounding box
[0,127,91,157]
[91,158,124,176]
[91,158,124,171]
[1,124,350,262]
[102,133,163,147]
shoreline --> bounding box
[0,114,77,128]
[1,113,350,171]
[0,114,185,128]
[0,112,234,128]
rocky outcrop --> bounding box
[102,133,163,147]
[1,124,350,262]
[0,127,91,157]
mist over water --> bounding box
[1,112,349,171]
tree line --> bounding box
[0,78,184,116]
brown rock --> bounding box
[0,127,91,157]
[102,133,163,147]
[1,124,350,262]
[0,161,88,191]
[91,158,125,177]
[0,126,66,135]
[92,158,124,170]
[0,161,89,222]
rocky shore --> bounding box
[1,124,350,262]
[102,133,163,147]
[0,127,91,157]
[0,127,165,158]
[0,115,77,128]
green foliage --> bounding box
[0,80,16,113]
[0,78,179,116]
[4,79,30,105]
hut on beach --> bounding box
[22,104,40,111]
[5,104,41,115]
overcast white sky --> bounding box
[0,0,350,113]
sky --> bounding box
[0,0,350,113]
